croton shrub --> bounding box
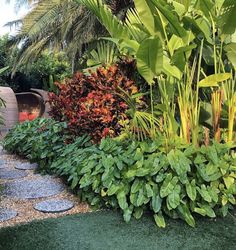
[48,65,138,142]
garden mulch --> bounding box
[0,146,90,228]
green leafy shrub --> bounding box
[48,64,138,142]
[50,138,236,228]
[3,120,235,228]
[3,118,71,169]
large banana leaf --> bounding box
[171,44,196,71]
[150,0,187,38]
[182,16,213,44]
[134,0,157,35]
[194,0,214,19]
[136,36,163,84]
[218,0,236,35]
[198,73,232,87]
[224,43,236,69]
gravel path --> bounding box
[0,147,90,228]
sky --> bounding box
[0,0,29,36]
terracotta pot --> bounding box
[0,87,19,135]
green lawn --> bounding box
[0,211,235,250]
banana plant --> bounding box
[78,0,191,84]
[79,0,236,144]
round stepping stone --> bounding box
[34,199,74,213]
[0,169,28,180]
[3,176,65,199]
[15,162,38,170]
[0,208,17,222]
[0,160,6,169]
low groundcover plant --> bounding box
[3,119,236,228]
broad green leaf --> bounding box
[223,176,234,189]
[130,192,138,206]
[186,180,197,201]
[133,207,144,219]
[194,0,214,19]
[201,205,216,218]
[194,207,207,216]
[168,34,184,56]
[197,185,212,202]
[194,153,207,165]
[107,184,120,196]
[206,146,219,165]
[150,0,187,38]
[167,184,181,209]
[206,164,219,176]
[182,16,213,44]
[154,212,166,228]
[152,195,162,213]
[137,189,146,206]
[117,191,128,210]
[136,36,163,84]
[224,43,236,69]
[174,0,191,11]
[163,55,182,80]
[131,179,143,193]
[71,176,79,189]
[135,0,156,34]
[160,174,178,198]
[198,73,232,87]
[177,204,195,227]
[123,207,133,222]
[208,186,219,203]
[172,44,197,71]
[125,169,137,178]
[145,183,154,197]
[167,150,191,180]
[136,168,151,177]
[172,1,186,16]
[119,39,140,55]
[218,0,236,35]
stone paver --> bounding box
[3,177,65,199]
[0,146,89,226]
[0,169,28,180]
[15,162,38,170]
[34,199,74,213]
[0,208,18,222]
[0,159,6,169]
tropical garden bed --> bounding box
[1,0,236,230]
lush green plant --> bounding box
[22,51,71,91]
[0,35,71,92]
[3,118,235,227]
[49,137,236,228]
[3,118,70,169]
[48,64,138,142]
[80,0,236,145]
